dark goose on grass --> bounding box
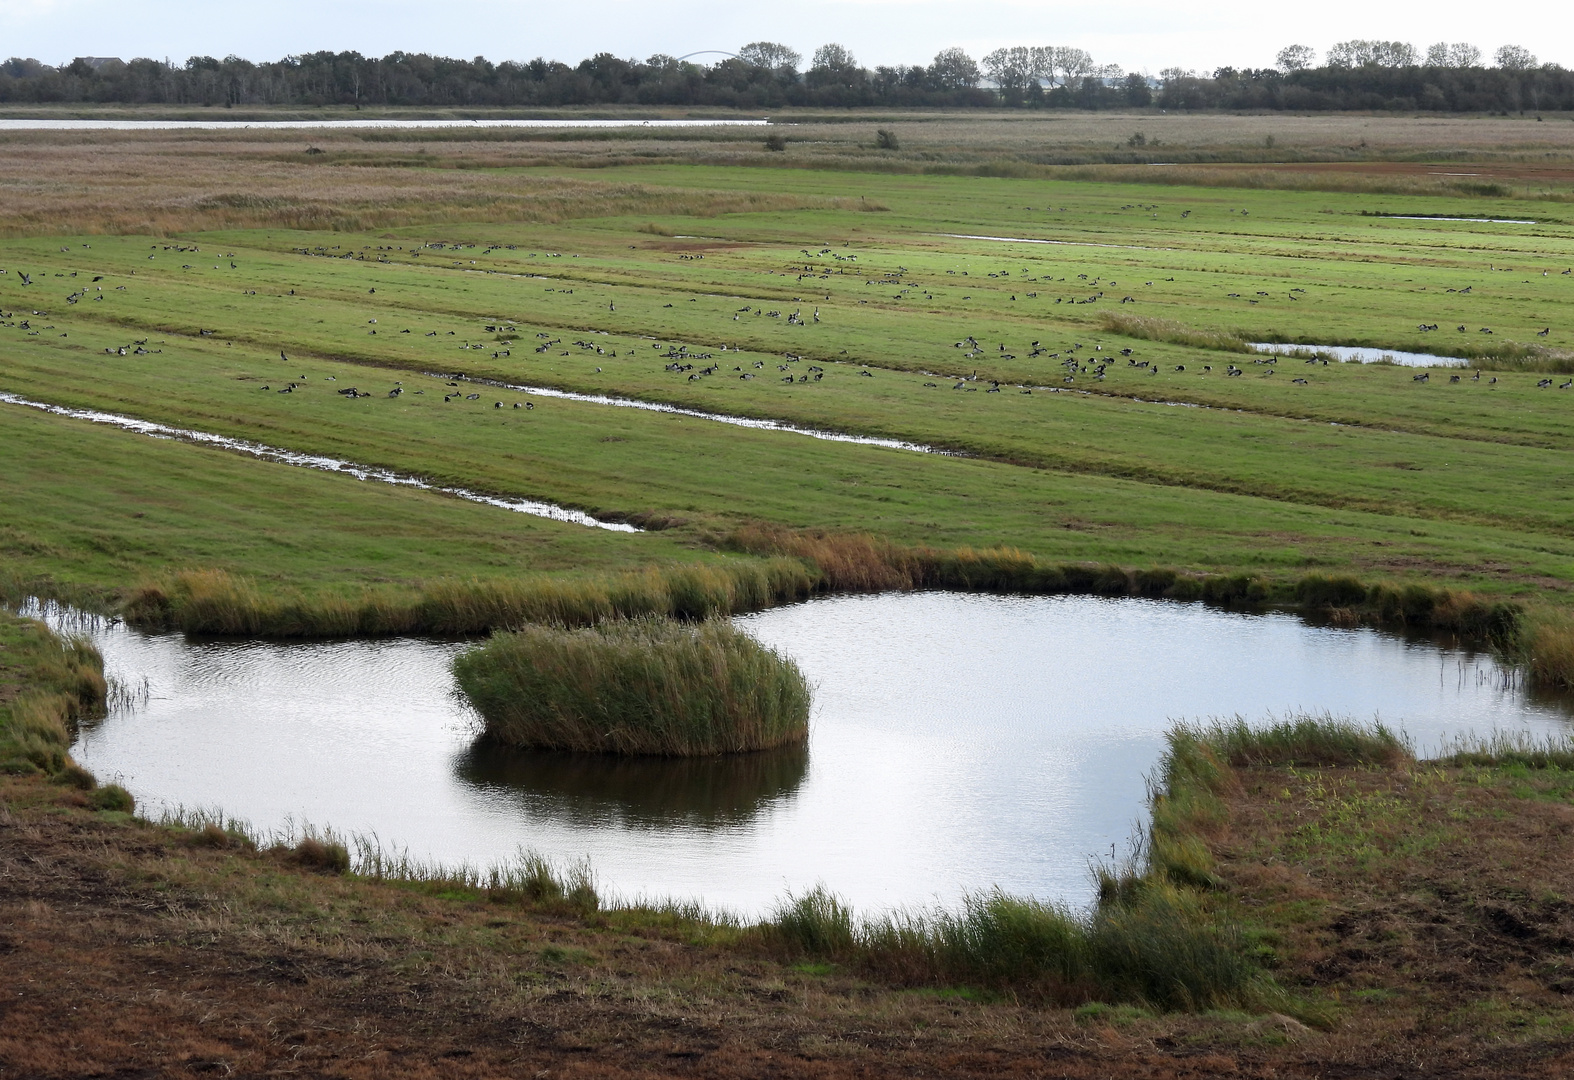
[32,592,1573,916]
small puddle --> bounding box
[1248,343,1471,368]
[1380,216,1538,225]
[0,392,637,532]
[30,592,1571,916]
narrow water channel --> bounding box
[33,592,1571,916]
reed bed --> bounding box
[453,616,810,756]
[122,558,818,637]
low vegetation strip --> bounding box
[0,609,131,810]
[453,616,811,756]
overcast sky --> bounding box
[0,0,1564,73]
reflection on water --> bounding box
[454,741,808,828]
[24,592,1574,916]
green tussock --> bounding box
[0,609,107,779]
[453,616,811,756]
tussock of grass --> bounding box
[1172,715,1413,772]
[1440,729,1574,771]
[453,616,811,756]
[352,839,602,914]
[0,611,107,779]
[760,881,1264,1010]
[1521,609,1574,690]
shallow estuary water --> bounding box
[33,592,1573,916]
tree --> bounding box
[738,41,801,75]
[811,43,856,72]
[1048,46,1094,88]
[1123,71,1152,106]
[1326,40,1418,68]
[1449,43,1483,67]
[1495,44,1536,70]
[929,47,979,90]
[1426,42,1482,67]
[981,46,1035,93]
[1275,45,1315,72]
[807,43,860,91]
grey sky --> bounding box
[0,0,1563,73]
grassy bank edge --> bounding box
[0,608,130,810]
[7,521,1561,681]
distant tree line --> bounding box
[0,39,1567,111]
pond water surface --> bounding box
[1248,343,1471,368]
[37,592,1573,916]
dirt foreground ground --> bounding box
[6,752,1574,1079]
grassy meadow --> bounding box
[1,128,1572,634]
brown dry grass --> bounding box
[0,131,875,235]
[1,110,1572,236]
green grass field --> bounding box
[3,155,1573,614]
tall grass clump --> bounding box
[763,883,1264,1010]
[0,612,108,778]
[453,616,811,756]
[1440,729,1574,772]
[1520,608,1574,689]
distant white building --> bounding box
[73,57,124,70]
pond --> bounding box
[32,592,1571,917]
